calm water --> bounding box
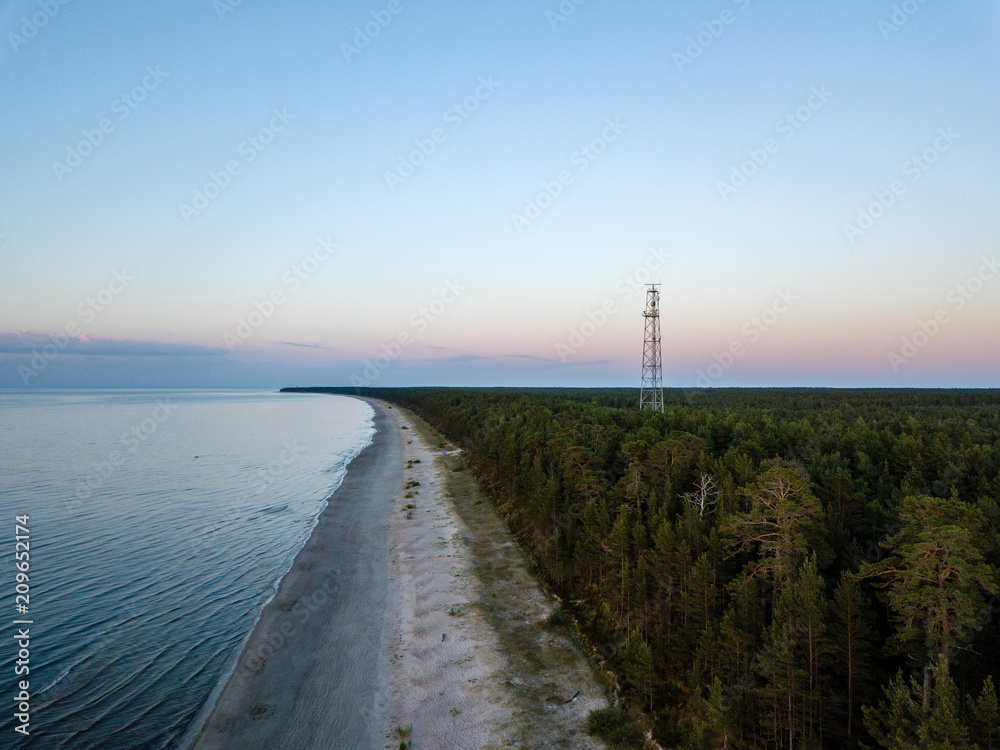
[0,389,373,749]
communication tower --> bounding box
[640,284,663,412]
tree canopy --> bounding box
[285,386,1000,749]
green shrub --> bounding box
[586,706,644,750]
[543,608,571,630]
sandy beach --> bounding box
[374,403,610,749]
[185,398,401,749]
[186,396,609,749]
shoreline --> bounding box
[179,419,377,749]
[185,395,610,749]
[177,423,377,749]
[184,397,401,750]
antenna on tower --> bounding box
[640,283,663,412]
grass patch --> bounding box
[405,480,420,488]
[394,724,412,750]
[585,707,644,750]
[385,402,609,748]
[543,608,572,631]
[404,491,418,498]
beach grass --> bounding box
[393,405,614,749]
[585,707,645,750]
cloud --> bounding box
[507,353,559,363]
[0,331,228,357]
[436,354,489,364]
[418,351,612,368]
[278,341,328,349]
[465,352,613,368]
[555,358,614,368]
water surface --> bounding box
[0,389,372,749]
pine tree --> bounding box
[794,555,829,744]
[575,499,610,590]
[862,672,921,750]
[863,671,976,750]
[724,467,825,613]
[605,508,634,627]
[971,675,999,750]
[686,553,719,640]
[862,494,999,708]
[618,629,655,711]
[684,675,734,749]
[917,672,975,750]
[755,615,801,749]
[754,556,829,748]
[715,574,763,742]
[832,570,875,739]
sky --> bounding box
[1,0,998,388]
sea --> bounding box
[0,389,374,749]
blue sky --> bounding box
[1,0,998,388]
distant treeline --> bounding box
[283,387,1000,749]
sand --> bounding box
[186,397,610,749]
[376,404,610,750]
[184,398,401,749]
